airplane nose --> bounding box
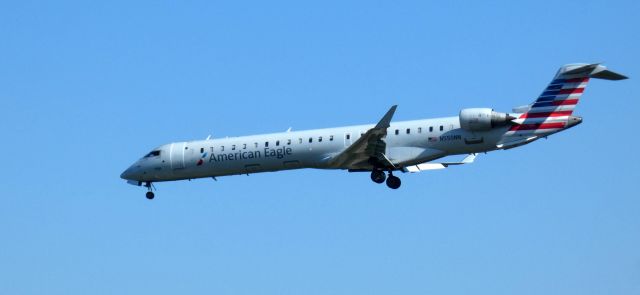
[120,166,139,180]
[120,168,132,180]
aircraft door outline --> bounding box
[170,142,186,170]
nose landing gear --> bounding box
[144,182,155,200]
[370,170,401,189]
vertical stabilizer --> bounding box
[509,63,626,134]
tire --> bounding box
[386,176,401,189]
[371,170,386,184]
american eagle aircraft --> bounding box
[121,63,626,199]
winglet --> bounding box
[442,153,477,166]
[375,105,398,129]
[403,153,478,173]
[461,153,477,164]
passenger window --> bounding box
[309,137,313,143]
[200,148,204,153]
[298,138,303,144]
[395,129,399,135]
[243,143,247,149]
[406,128,410,134]
[319,136,322,142]
[329,135,334,141]
[232,145,236,150]
[418,127,422,133]
[439,125,443,131]
[346,134,351,140]
[276,140,280,146]
[287,139,291,145]
[265,141,269,147]
[254,142,258,148]
[221,146,225,151]
[429,126,433,132]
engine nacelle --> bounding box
[459,108,514,131]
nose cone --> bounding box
[120,165,142,181]
[120,167,134,180]
[566,116,583,129]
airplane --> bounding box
[121,63,627,199]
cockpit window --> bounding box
[144,150,161,158]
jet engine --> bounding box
[459,108,515,131]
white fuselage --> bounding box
[120,114,568,183]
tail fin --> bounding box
[510,63,627,132]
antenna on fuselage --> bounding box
[286,127,292,132]
[206,135,212,140]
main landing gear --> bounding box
[144,182,155,200]
[371,169,386,183]
[386,173,401,189]
[370,170,401,189]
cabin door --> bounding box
[170,142,185,170]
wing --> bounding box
[328,105,397,169]
[402,153,478,173]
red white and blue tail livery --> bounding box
[509,63,626,135]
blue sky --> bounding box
[1,1,639,294]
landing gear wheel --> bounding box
[386,175,401,189]
[144,182,155,200]
[370,170,386,184]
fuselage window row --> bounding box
[200,133,347,155]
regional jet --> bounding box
[121,63,626,199]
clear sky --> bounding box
[1,1,638,294]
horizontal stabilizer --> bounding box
[561,63,628,80]
[590,69,628,80]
